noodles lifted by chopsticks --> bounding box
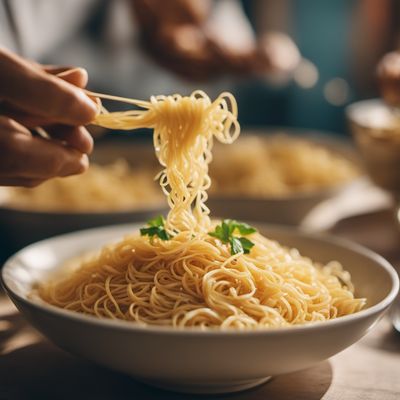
[89,90,239,233]
[38,90,365,329]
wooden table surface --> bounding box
[1,208,400,400]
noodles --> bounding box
[210,135,360,197]
[39,230,365,328]
[38,91,366,329]
[90,90,239,233]
[6,160,162,212]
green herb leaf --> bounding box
[235,222,257,235]
[230,237,244,255]
[238,237,255,254]
[209,225,223,240]
[221,220,231,242]
[147,215,166,228]
[140,226,159,237]
[140,215,170,240]
[157,228,170,241]
[209,219,256,255]
[222,219,257,236]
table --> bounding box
[1,208,400,399]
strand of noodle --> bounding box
[37,91,366,329]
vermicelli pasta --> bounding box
[6,160,162,212]
[38,91,365,329]
[210,135,359,197]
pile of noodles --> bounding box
[210,135,360,197]
[6,160,162,212]
[38,91,365,329]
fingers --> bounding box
[0,65,94,131]
[0,101,53,128]
[46,66,89,88]
[0,47,97,125]
[0,116,89,183]
[0,103,94,153]
[44,125,94,154]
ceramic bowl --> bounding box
[2,223,398,394]
[346,99,400,193]
[0,139,167,253]
[346,99,400,332]
[208,129,362,225]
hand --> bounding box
[0,47,98,187]
[131,0,300,81]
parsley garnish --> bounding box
[209,219,256,255]
[140,215,170,240]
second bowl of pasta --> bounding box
[208,129,362,225]
[0,138,167,253]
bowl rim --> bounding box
[2,223,398,337]
[209,128,362,201]
[207,177,364,203]
[0,128,362,214]
[0,202,167,217]
[346,98,395,131]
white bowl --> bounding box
[0,139,167,254]
[346,99,400,192]
[2,224,398,394]
[208,129,362,225]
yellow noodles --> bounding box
[6,160,162,212]
[210,135,360,197]
[38,91,365,329]
[39,230,365,328]
[91,90,239,233]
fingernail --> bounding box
[84,131,94,154]
[78,153,89,172]
[79,90,98,112]
[59,152,89,177]
[57,67,88,78]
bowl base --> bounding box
[142,376,272,394]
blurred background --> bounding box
[1,0,398,133]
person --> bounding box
[0,0,300,188]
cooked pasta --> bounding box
[6,160,162,212]
[38,91,365,329]
[210,135,360,197]
[89,90,239,233]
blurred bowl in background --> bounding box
[0,138,167,254]
[208,129,363,225]
[346,99,400,333]
[346,99,400,194]
[0,129,362,255]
